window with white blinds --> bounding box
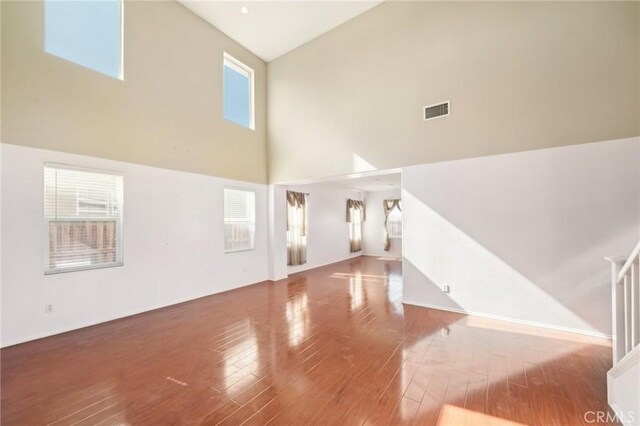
[44,164,124,274]
[224,188,256,253]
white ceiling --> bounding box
[179,1,383,62]
[328,172,401,192]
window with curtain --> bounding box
[44,164,124,274]
[387,205,402,238]
[287,191,308,266]
[224,188,256,252]
[346,199,365,253]
[383,199,401,251]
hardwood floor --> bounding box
[1,256,616,425]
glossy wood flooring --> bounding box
[1,256,615,425]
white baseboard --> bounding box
[363,252,400,258]
[268,276,288,282]
[403,299,612,340]
[362,253,402,260]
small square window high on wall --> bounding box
[44,164,124,274]
[223,53,255,130]
[45,0,123,79]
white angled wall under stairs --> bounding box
[607,241,640,425]
[608,345,640,426]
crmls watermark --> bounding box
[583,410,636,424]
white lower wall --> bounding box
[1,144,269,347]
[6,138,638,345]
[402,137,640,337]
[285,184,364,275]
[0,140,3,346]
[363,189,402,258]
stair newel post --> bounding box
[606,256,626,364]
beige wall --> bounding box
[2,0,267,183]
[267,1,640,183]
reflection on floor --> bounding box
[1,256,615,425]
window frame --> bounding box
[348,205,363,252]
[43,163,124,275]
[223,52,255,130]
[44,0,124,80]
[286,191,308,267]
[387,204,402,239]
[223,186,257,254]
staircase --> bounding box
[606,241,640,426]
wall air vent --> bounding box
[423,101,450,121]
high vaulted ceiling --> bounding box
[178,1,383,62]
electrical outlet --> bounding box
[45,304,54,313]
[441,284,450,293]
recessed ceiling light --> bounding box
[240,6,249,14]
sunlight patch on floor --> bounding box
[438,404,527,426]
[463,315,611,347]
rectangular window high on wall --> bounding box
[224,188,256,252]
[223,53,255,130]
[45,0,123,79]
[44,164,124,274]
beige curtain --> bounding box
[287,191,308,266]
[346,199,365,253]
[383,199,401,252]
[346,199,366,222]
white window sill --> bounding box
[45,261,124,275]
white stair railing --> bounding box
[607,241,640,364]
